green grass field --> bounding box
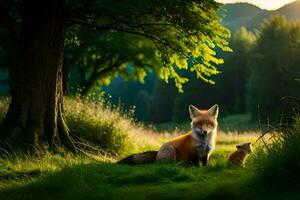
[0,97,299,200]
[0,142,254,200]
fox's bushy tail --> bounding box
[117,151,158,165]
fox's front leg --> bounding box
[200,154,208,166]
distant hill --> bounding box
[222,0,300,31]
[220,3,264,31]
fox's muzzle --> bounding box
[192,128,207,138]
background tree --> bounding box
[218,26,256,114]
[148,79,177,123]
[0,0,230,150]
[148,27,256,123]
[247,15,300,124]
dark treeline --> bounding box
[103,16,300,124]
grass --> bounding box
[250,116,300,191]
[0,146,253,200]
[64,97,173,155]
[0,97,299,199]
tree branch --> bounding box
[70,19,166,46]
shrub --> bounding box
[64,97,134,155]
[252,116,300,190]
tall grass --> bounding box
[251,116,300,190]
[64,97,177,155]
[0,97,173,155]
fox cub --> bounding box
[228,142,252,167]
[156,104,219,166]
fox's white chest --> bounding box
[192,128,217,157]
[194,142,212,157]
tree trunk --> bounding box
[62,61,71,95]
[0,0,76,151]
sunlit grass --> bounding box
[1,97,294,200]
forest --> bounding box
[0,0,299,199]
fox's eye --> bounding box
[193,122,201,127]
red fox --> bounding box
[228,142,252,167]
[117,104,219,167]
[156,104,219,166]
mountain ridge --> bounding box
[222,0,300,31]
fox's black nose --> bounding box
[203,130,207,135]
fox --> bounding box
[156,104,219,166]
[117,104,219,167]
[227,142,252,167]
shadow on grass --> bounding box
[1,160,297,200]
[0,162,195,200]
[0,161,246,200]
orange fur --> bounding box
[228,142,252,167]
[169,131,196,161]
[156,104,219,166]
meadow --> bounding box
[0,97,298,200]
[1,1,300,199]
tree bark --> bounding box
[0,0,76,151]
[62,61,71,95]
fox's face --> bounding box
[236,142,252,154]
[189,104,219,139]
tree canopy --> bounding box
[64,0,231,92]
[64,30,160,95]
[0,0,231,150]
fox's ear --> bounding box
[208,104,219,118]
[189,104,200,119]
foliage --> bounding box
[62,0,231,93]
[113,16,300,124]
[65,31,161,95]
[148,78,177,123]
[64,97,133,155]
[251,116,300,190]
[101,74,155,121]
[1,0,231,151]
[217,26,257,114]
[247,15,300,123]
[146,27,256,123]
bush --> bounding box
[252,116,300,190]
[0,97,161,155]
[64,97,134,155]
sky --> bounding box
[216,0,296,10]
